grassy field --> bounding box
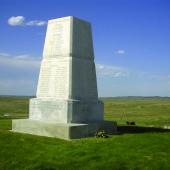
[103,97,170,127]
[0,96,170,170]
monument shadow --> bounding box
[117,125,170,134]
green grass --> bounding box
[0,96,29,130]
[0,130,170,170]
[0,120,11,130]
[104,97,170,127]
[0,96,29,118]
[0,96,170,170]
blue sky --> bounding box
[0,0,170,96]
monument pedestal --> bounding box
[12,119,117,140]
[29,98,103,123]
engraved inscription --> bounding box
[37,58,69,99]
[37,61,50,96]
[43,19,70,57]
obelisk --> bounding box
[12,16,117,139]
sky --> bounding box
[0,0,170,97]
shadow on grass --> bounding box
[117,125,170,134]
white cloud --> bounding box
[26,20,47,26]
[0,52,40,95]
[8,16,25,26]
[0,79,37,96]
[0,53,40,69]
[96,64,129,77]
[0,52,10,57]
[114,49,125,55]
[8,16,47,27]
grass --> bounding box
[104,97,170,127]
[0,96,170,170]
[1,130,170,170]
[0,120,11,130]
[0,96,29,118]
[0,96,29,130]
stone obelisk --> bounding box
[12,16,117,140]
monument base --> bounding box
[12,119,117,140]
[29,98,104,123]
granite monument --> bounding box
[12,16,117,140]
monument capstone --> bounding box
[12,16,117,140]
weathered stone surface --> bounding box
[29,98,103,123]
[36,16,97,100]
[12,16,117,139]
[30,16,102,123]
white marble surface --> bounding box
[12,17,117,139]
[37,58,70,99]
[31,16,103,123]
[43,16,71,57]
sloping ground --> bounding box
[0,130,170,170]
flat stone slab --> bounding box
[12,119,117,140]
